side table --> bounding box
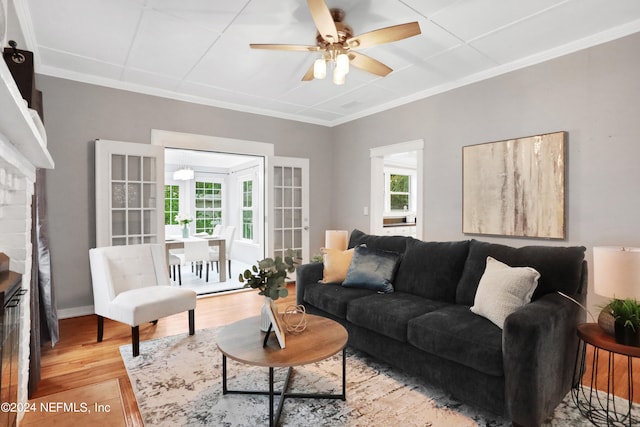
[572,323,640,426]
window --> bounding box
[194,181,222,233]
[383,168,415,213]
[389,174,410,211]
[242,179,253,240]
[164,185,179,225]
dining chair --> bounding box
[209,225,235,276]
[177,239,211,282]
[212,224,224,236]
[168,253,182,285]
[89,243,196,357]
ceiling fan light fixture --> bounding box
[313,58,327,79]
[336,53,349,74]
[333,69,346,85]
[173,167,194,181]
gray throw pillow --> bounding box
[342,244,400,293]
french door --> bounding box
[272,157,309,264]
[95,139,165,247]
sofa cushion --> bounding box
[320,248,354,283]
[456,239,586,306]
[348,229,412,254]
[302,281,375,319]
[407,305,504,377]
[470,257,540,329]
[394,239,469,302]
[346,292,449,342]
[342,245,400,293]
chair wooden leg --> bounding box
[188,309,195,335]
[205,262,209,282]
[97,315,104,342]
[178,265,182,286]
[228,259,232,275]
[132,326,140,357]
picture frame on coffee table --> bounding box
[266,299,286,349]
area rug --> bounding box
[121,327,596,426]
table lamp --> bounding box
[325,230,348,251]
[593,246,640,337]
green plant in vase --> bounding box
[606,298,640,346]
[239,250,298,332]
[239,249,298,301]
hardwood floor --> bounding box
[26,285,639,425]
[28,288,296,425]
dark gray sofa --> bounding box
[296,230,587,427]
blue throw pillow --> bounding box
[342,244,400,293]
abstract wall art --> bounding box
[462,131,566,239]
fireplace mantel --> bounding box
[0,58,53,177]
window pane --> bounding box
[390,174,409,192]
[390,194,409,210]
[112,155,125,181]
[194,180,222,233]
[128,156,141,181]
[242,179,254,239]
[164,185,179,225]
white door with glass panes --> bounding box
[95,139,165,247]
[272,157,309,264]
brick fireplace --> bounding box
[0,45,54,422]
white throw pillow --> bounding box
[470,256,540,329]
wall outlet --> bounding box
[363,206,369,216]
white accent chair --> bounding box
[210,225,235,275]
[89,243,196,357]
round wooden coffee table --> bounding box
[217,314,348,427]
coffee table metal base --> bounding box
[222,347,346,427]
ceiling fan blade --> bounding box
[250,44,319,52]
[307,0,339,44]
[347,22,421,49]
[302,63,315,81]
[349,52,392,77]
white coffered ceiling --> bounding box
[15,0,640,126]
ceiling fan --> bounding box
[249,0,421,85]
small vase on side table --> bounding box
[182,225,189,238]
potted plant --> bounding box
[607,298,640,347]
[239,250,298,331]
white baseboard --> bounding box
[57,305,94,319]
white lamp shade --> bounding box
[593,246,640,299]
[332,69,346,85]
[336,53,349,74]
[325,230,348,251]
[313,58,327,79]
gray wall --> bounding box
[331,32,640,311]
[37,76,333,311]
[40,31,640,313]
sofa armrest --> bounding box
[503,292,585,426]
[295,262,323,306]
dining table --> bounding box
[164,235,226,282]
